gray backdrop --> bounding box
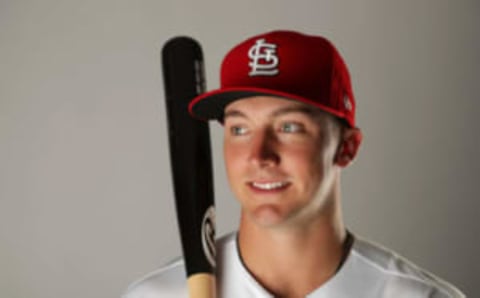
[0,1,478,297]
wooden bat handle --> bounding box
[187,273,216,298]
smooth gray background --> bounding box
[1,1,478,297]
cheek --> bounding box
[288,145,322,174]
[223,142,244,180]
[223,143,250,204]
[284,145,325,192]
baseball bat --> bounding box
[161,36,216,298]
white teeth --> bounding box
[251,181,288,190]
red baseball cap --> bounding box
[189,30,356,127]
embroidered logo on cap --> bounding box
[248,38,279,76]
[344,93,352,111]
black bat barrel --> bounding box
[162,37,216,277]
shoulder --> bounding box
[350,236,465,298]
[122,233,237,298]
[122,258,188,298]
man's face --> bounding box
[223,96,342,228]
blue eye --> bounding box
[230,126,248,136]
[281,122,304,133]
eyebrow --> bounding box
[223,109,247,119]
[223,104,318,120]
[272,105,318,118]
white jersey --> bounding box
[123,233,465,298]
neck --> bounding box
[237,185,347,297]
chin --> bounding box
[247,204,293,228]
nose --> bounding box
[248,128,280,167]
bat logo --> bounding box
[201,205,216,268]
[194,59,206,94]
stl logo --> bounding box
[248,38,279,76]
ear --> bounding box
[334,128,363,167]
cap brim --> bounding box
[189,86,347,122]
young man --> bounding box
[124,30,465,297]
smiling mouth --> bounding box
[250,181,290,191]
